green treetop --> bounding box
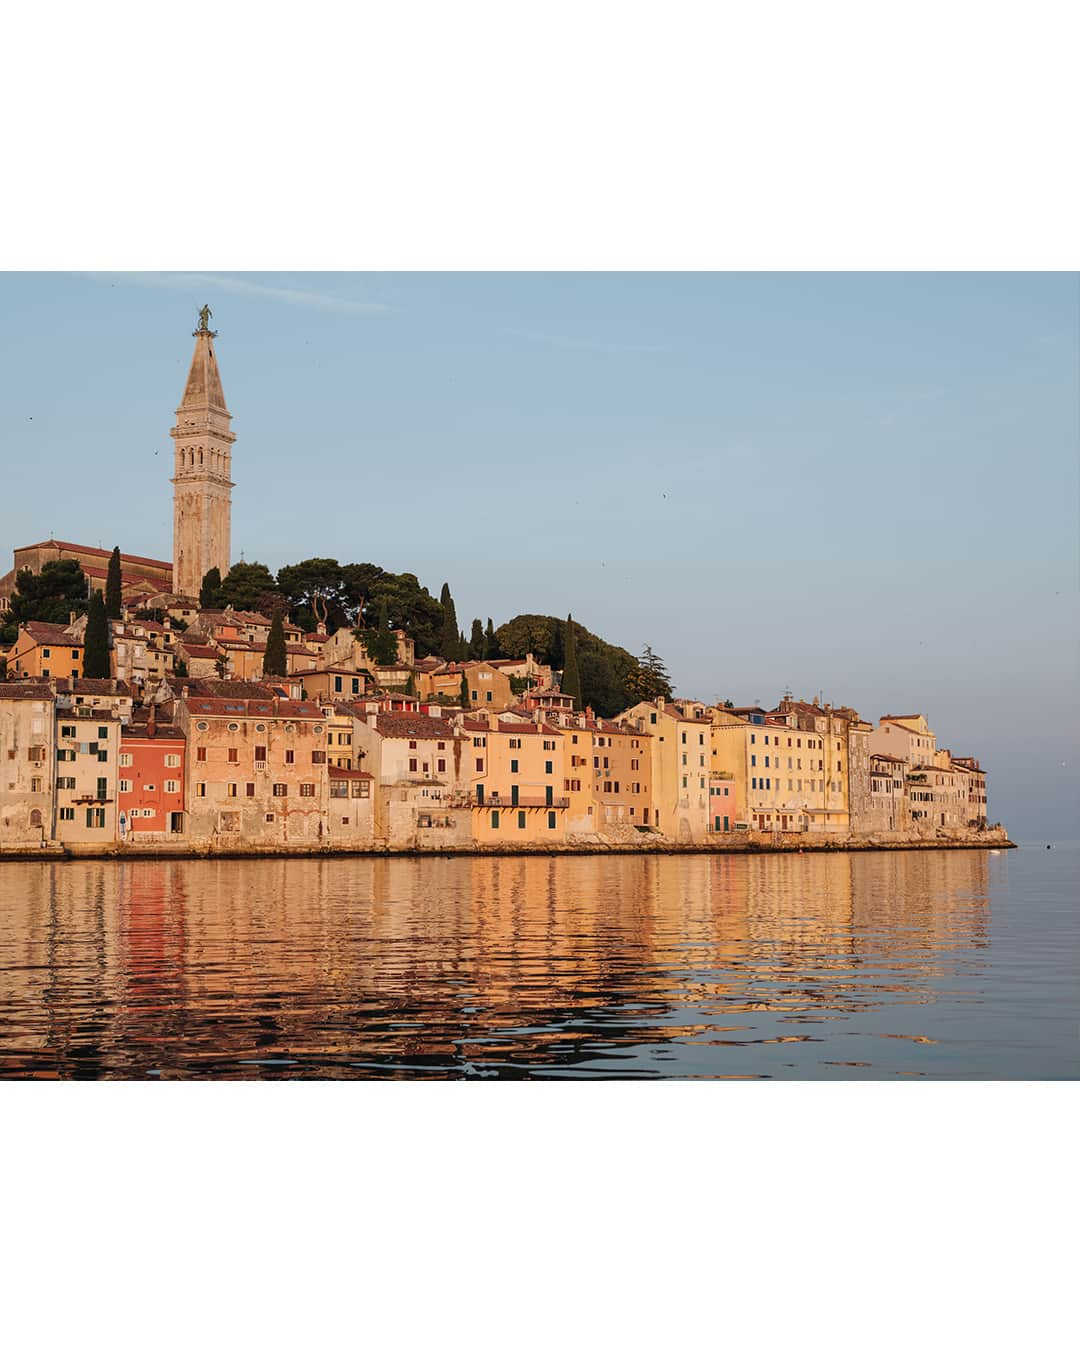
[83,591,110,679]
[263,608,288,676]
[105,546,122,619]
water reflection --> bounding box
[0,851,1005,1079]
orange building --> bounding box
[7,621,84,680]
[118,707,186,839]
[462,713,568,841]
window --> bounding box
[228,747,239,763]
[300,783,315,797]
[409,757,418,772]
[97,726,108,739]
[311,750,326,764]
[509,738,522,749]
[255,746,267,763]
[543,739,556,751]
[331,781,348,799]
[437,758,446,773]
[357,781,369,798]
[197,747,207,762]
[119,752,133,766]
[272,783,288,797]
[246,782,255,797]
[226,782,237,798]
[85,807,106,829]
[265,813,275,822]
[490,810,500,829]
[518,810,526,829]
[56,776,76,790]
[165,779,179,794]
[59,806,75,821]
[475,758,484,772]
[97,750,108,763]
[510,759,519,773]
[545,760,553,774]
[196,783,206,797]
[547,811,556,829]
[119,779,132,793]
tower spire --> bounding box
[170,308,235,598]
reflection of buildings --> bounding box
[0,851,994,1078]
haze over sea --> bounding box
[1,844,1076,1080]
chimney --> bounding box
[316,621,327,636]
[181,684,190,699]
[69,611,77,626]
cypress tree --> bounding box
[83,591,110,679]
[199,566,222,609]
[439,583,459,660]
[459,670,470,709]
[105,546,122,619]
[263,608,288,676]
[469,618,485,660]
[562,612,582,710]
[485,618,499,659]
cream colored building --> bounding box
[869,714,937,766]
[350,709,469,847]
[617,698,710,842]
[0,684,55,846]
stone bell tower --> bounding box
[170,306,235,598]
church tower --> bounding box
[170,307,235,598]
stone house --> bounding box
[7,620,84,680]
[118,706,186,840]
[618,699,710,842]
[0,683,55,846]
[350,710,468,847]
[176,692,330,846]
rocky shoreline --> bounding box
[0,827,1015,863]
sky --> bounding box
[0,271,1076,839]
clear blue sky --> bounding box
[1,272,1076,838]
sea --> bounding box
[0,843,1076,1079]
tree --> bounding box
[0,560,89,645]
[341,564,445,657]
[174,658,188,678]
[83,591,110,679]
[469,618,485,660]
[631,645,674,703]
[439,583,460,661]
[561,613,582,710]
[218,561,277,611]
[485,618,499,660]
[459,670,470,709]
[358,596,397,666]
[263,609,288,676]
[105,546,122,619]
[405,672,416,696]
[277,557,350,632]
[199,567,223,609]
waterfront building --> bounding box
[326,766,374,843]
[617,699,711,842]
[869,714,937,766]
[350,709,467,847]
[952,756,988,828]
[460,712,569,842]
[171,313,235,598]
[109,617,177,689]
[118,706,186,839]
[175,691,329,845]
[707,772,736,833]
[863,753,909,832]
[54,709,121,845]
[0,683,55,845]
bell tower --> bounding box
[170,306,235,598]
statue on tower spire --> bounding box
[194,303,217,336]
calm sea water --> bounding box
[0,845,1076,1079]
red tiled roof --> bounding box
[22,622,82,647]
[22,540,172,570]
[55,678,133,695]
[183,696,324,720]
[328,766,373,780]
[0,683,53,700]
[360,712,457,740]
[178,643,220,659]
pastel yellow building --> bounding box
[617,699,710,842]
[461,712,568,842]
